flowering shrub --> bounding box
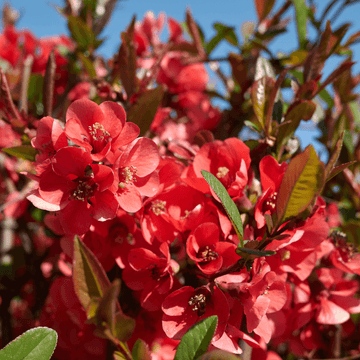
[1,0,360,359]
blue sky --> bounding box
[6,0,360,161]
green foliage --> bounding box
[0,327,57,360]
[201,170,244,246]
[174,316,218,360]
[1,146,37,161]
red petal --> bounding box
[316,298,350,324]
[53,147,92,177]
[59,200,93,234]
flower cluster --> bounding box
[1,2,360,360]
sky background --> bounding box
[5,0,360,161]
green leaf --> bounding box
[174,316,218,360]
[127,86,164,136]
[244,120,261,132]
[73,235,110,317]
[78,52,97,79]
[343,129,355,156]
[276,145,325,224]
[2,146,37,161]
[206,23,238,55]
[201,170,243,246]
[291,0,308,49]
[132,339,151,360]
[113,351,127,360]
[0,327,57,360]
[68,15,95,50]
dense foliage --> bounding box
[1,0,360,359]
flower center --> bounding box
[200,246,219,261]
[188,293,207,316]
[263,191,278,213]
[118,166,138,188]
[151,200,167,215]
[71,179,97,201]
[216,166,229,179]
[88,122,110,153]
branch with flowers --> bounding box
[1,0,360,359]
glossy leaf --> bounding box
[201,170,243,245]
[292,0,308,49]
[0,327,57,360]
[2,146,37,161]
[127,86,164,136]
[174,316,218,360]
[132,339,151,360]
[73,235,110,317]
[276,145,325,224]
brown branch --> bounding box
[42,51,56,117]
[19,55,33,115]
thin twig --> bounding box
[19,55,33,115]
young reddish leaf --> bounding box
[117,16,137,99]
[95,279,135,342]
[201,170,244,245]
[254,0,276,22]
[251,76,275,132]
[327,161,357,182]
[0,327,58,360]
[73,235,111,316]
[132,339,151,360]
[325,132,344,180]
[127,86,164,136]
[315,60,355,97]
[42,51,56,116]
[186,9,206,58]
[276,100,316,154]
[2,146,38,161]
[174,316,218,360]
[276,145,325,224]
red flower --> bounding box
[186,223,239,275]
[254,155,287,229]
[162,285,229,340]
[122,242,178,311]
[28,146,118,234]
[110,137,160,213]
[65,99,139,161]
[182,138,251,199]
